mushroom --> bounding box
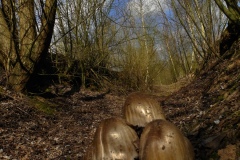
[139,119,194,160]
[123,92,166,127]
[84,117,139,160]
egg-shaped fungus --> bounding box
[123,92,166,127]
[85,117,139,160]
[139,119,194,160]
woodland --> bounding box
[0,0,239,159]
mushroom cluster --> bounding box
[84,92,194,160]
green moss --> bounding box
[217,94,224,101]
[209,152,220,160]
[63,156,71,160]
[213,94,226,103]
[29,97,57,115]
[35,102,56,115]
[232,110,240,117]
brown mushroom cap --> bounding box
[123,92,166,127]
[85,117,139,160]
[139,119,195,160]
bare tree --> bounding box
[53,0,114,88]
[0,0,57,92]
[112,0,164,89]
[171,0,225,62]
[214,0,240,55]
[214,0,240,23]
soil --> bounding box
[0,41,239,159]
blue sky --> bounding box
[109,0,172,21]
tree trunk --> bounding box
[0,0,57,92]
[214,0,240,56]
[219,22,240,56]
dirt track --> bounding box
[0,43,240,159]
